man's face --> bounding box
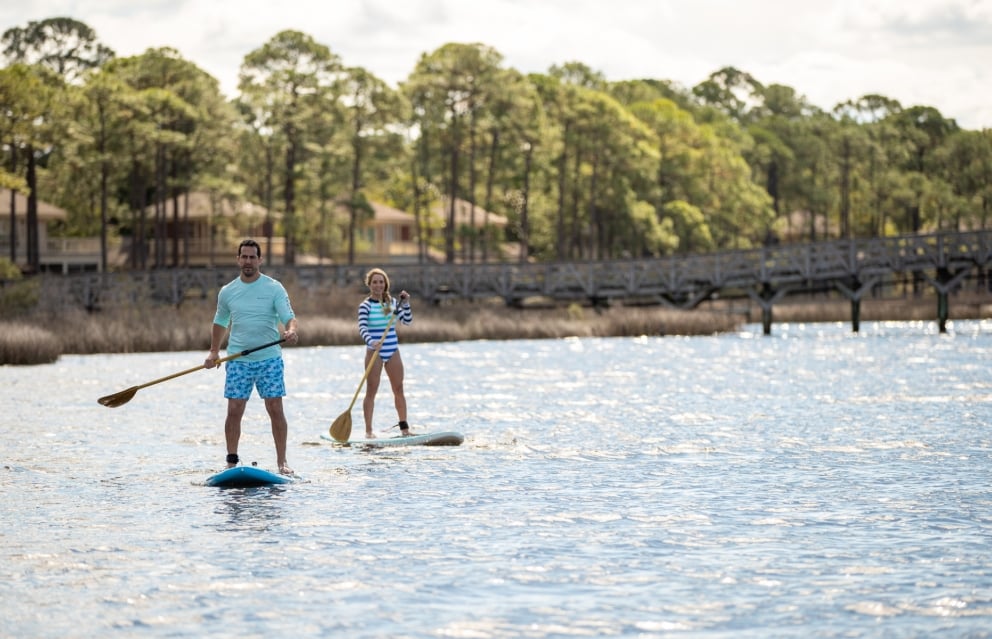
[238,248,261,277]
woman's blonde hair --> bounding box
[364,267,392,314]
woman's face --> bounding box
[368,273,387,297]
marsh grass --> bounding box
[3,280,990,365]
[301,303,736,345]
[1,285,738,365]
[0,322,61,365]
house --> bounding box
[347,197,516,264]
[429,197,523,262]
[306,198,442,265]
[136,191,460,266]
[0,188,284,273]
[365,200,416,255]
[0,188,110,273]
[431,197,509,233]
[0,187,517,274]
[138,191,283,266]
[143,192,441,266]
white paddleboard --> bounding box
[320,431,464,447]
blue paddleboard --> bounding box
[320,431,464,447]
[205,465,295,488]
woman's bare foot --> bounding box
[365,430,376,439]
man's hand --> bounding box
[204,350,220,369]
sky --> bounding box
[3,0,991,130]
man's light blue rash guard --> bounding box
[214,274,295,361]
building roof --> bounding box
[431,197,508,228]
[330,199,416,226]
[143,191,277,220]
[0,189,68,221]
[368,201,415,225]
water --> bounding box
[2,320,991,638]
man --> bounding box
[205,239,299,475]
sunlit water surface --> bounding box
[2,320,991,638]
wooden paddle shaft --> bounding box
[98,337,287,406]
[141,337,287,390]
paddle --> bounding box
[97,338,287,408]
[329,309,401,442]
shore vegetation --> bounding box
[3,282,990,365]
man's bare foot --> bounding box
[278,464,294,476]
[365,431,376,439]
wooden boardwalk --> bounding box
[27,229,992,334]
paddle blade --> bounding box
[329,412,352,442]
[97,387,138,408]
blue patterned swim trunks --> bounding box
[224,357,286,400]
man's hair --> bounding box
[238,239,262,258]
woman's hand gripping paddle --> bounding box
[97,338,287,408]
[329,309,401,442]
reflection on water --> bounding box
[1,321,991,638]
[211,487,292,533]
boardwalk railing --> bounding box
[16,229,992,333]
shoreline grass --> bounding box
[3,288,991,366]
[0,322,62,365]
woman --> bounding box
[357,268,414,438]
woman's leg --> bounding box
[384,352,407,430]
[362,351,383,437]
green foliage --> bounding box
[236,30,343,265]
[1,16,114,81]
[662,200,714,253]
[2,17,990,272]
[0,259,40,317]
[0,281,39,316]
[0,168,28,192]
[0,257,22,279]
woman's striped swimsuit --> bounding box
[357,298,413,362]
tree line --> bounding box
[2,16,990,273]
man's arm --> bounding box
[205,323,227,368]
